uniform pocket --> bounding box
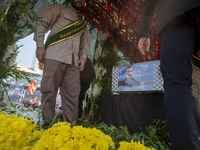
[40,76,53,93]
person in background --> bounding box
[9,87,21,103]
[79,57,95,117]
[138,0,200,149]
[23,99,32,108]
[78,28,97,117]
[34,0,89,127]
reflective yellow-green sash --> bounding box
[192,53,200,71]
[45,19,86,49]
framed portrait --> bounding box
[112,60,163,93]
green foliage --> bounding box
[50,0,70,5]
[98,124,133,149]
[0,1,38,58]
[0,0,38,101]
[98,40,120,96]
[76,118,133,149]
[77,118,170,150]
[133,120,170,150]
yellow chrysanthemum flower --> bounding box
[33,122,115,150]
[33,122,72,150]
[118,140,153,150]
[0,112,41,150]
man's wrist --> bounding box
[80,55,87,60]
[36,41,44,48]
[80,58,87,63]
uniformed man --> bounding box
[34,0,89,127]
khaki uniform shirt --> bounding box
[34,4,89,67]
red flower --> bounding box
[83,115,90,121]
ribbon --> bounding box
[90,0,96,24]
[98,1,104,30]
[84,0,89,21]
[105,0,111,32]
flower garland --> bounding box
[85,31,110,120]
[0,112,42,150]
[85,31,121,120]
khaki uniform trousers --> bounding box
[192,66,200,113]
[41,59,80,125]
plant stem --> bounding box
[2,0,13,21]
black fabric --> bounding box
[139,0,200,37]
[159,8,200,150]
[101,93,165,133]
[79,58,95,117]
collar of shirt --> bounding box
[66,6,80,20]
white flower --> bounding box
[94,64,107,80]
[92,83,102,98]
[94,42,102,60]
[87,83,93,98]
[94,64,100,79]
[83,99,87,108]
[86,80,102,99]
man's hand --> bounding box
[78,58,85,72]
[138,37,150,55]
[36,47,46,63]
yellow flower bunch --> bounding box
[33,122,115,150]
[0,113,153,150]
[67,126,115,150]
[0,112,41,150]
[33,122,72,149]
[118,140,153,150]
